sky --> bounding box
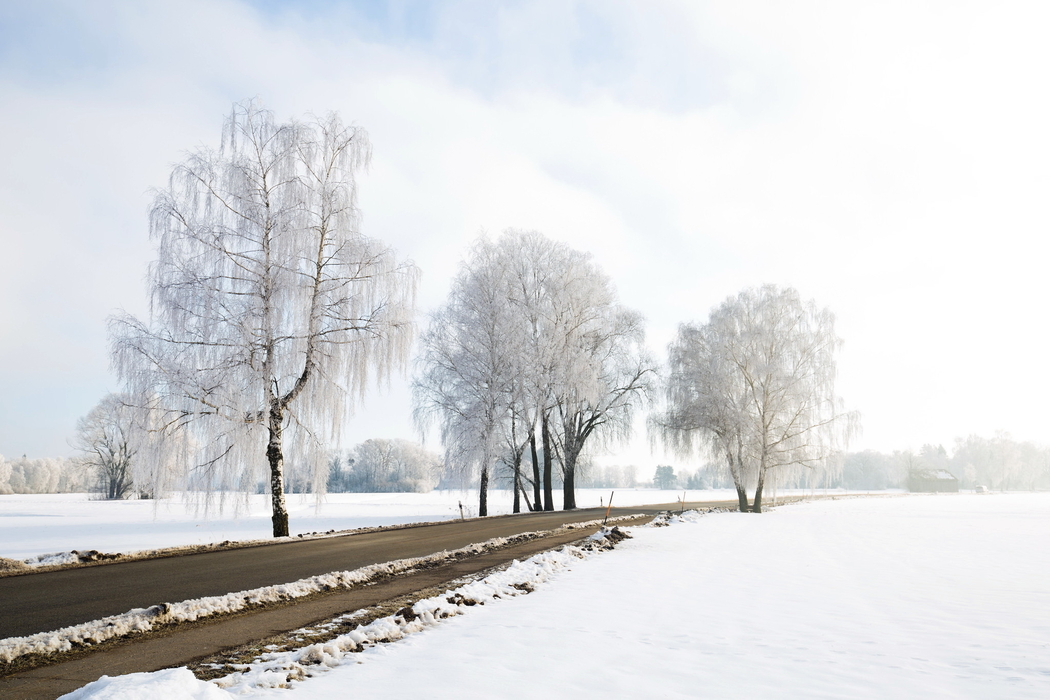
[1,0,1048,470]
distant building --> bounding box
[907,468,959,493]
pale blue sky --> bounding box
[2,0,1048,466]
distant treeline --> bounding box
[576,464,640,489]
[661,433,1050,492]
[8,433,1047,496]
[326,439,442,493]
[0,455,93,494]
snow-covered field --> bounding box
[60,493,1050,699]
[0,488,733,561]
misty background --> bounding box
[2,0,1048,470]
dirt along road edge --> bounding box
[1,501,737,642]
[1,512,665,700]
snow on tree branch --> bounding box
[414,230,653,515]
[652,284,857,512]
[110,101,417,536]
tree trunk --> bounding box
[479,464,489,517]
[727,448,748,512]
[541,413,554,511]
[530,429,541,512]
[562,449,577,510]
[752,468,767,513]
[267,403,290,537]
[512,453,521,514]
[735,485,749,513]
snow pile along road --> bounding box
[57,523,641,699]
[59,668,230,700]
[210,526,636,693]
[259,493,1045,700]
[57,495,1050,700]
[1,514,641,665]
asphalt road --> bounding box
[1,523,621,700]
[1,500,730,640]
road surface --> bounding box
[1,500,732,640]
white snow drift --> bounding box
[1,515,640,664]
[60,494,1050,699]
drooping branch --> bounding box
[110,101,417,536]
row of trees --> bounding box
[830,436,1050,491]
[578,463,640,489]
[71,101,854,534]
[72,100,1035,536]
[949,434,1050,491]
[664,435,1050,493]
[63,385,1050,501]
[327,439,442,493]
[413,230,656,516]
[0,455,91,495]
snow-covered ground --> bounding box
[60,493,1050,699]
[0,488,738,561]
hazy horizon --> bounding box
[2,1,1048,469]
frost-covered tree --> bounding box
[328,439,441,493]
[655,317,754,510]
[497,230,574,511]
[655,285,855,512]
[110,102,417,536]
[414,239,519,516]
[415,230,652,514]
[0,456,88,494]
[550,299,655,510]
[493,230,654,511]
[653,465,677,489]
[73,394,136,499]
[949,432,1046,491]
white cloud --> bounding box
[2,0,1048,463]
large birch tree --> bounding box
[110,102,417,536]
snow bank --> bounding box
[211,526,636,693]
[0,514,642,664]
[55,523,644,699]
[54,495,1050,700]
[21,550,127,568]
[254,493,1050,700]
[59,668,231,699]
[23,552,81,567]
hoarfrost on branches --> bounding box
[110,101,417,536]
[414,230,653,515]
[413,238,518,516]
[328,439,442,493]
[72,394,137,500]
[654,285,856,512]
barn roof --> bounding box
[910,468,958,481]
